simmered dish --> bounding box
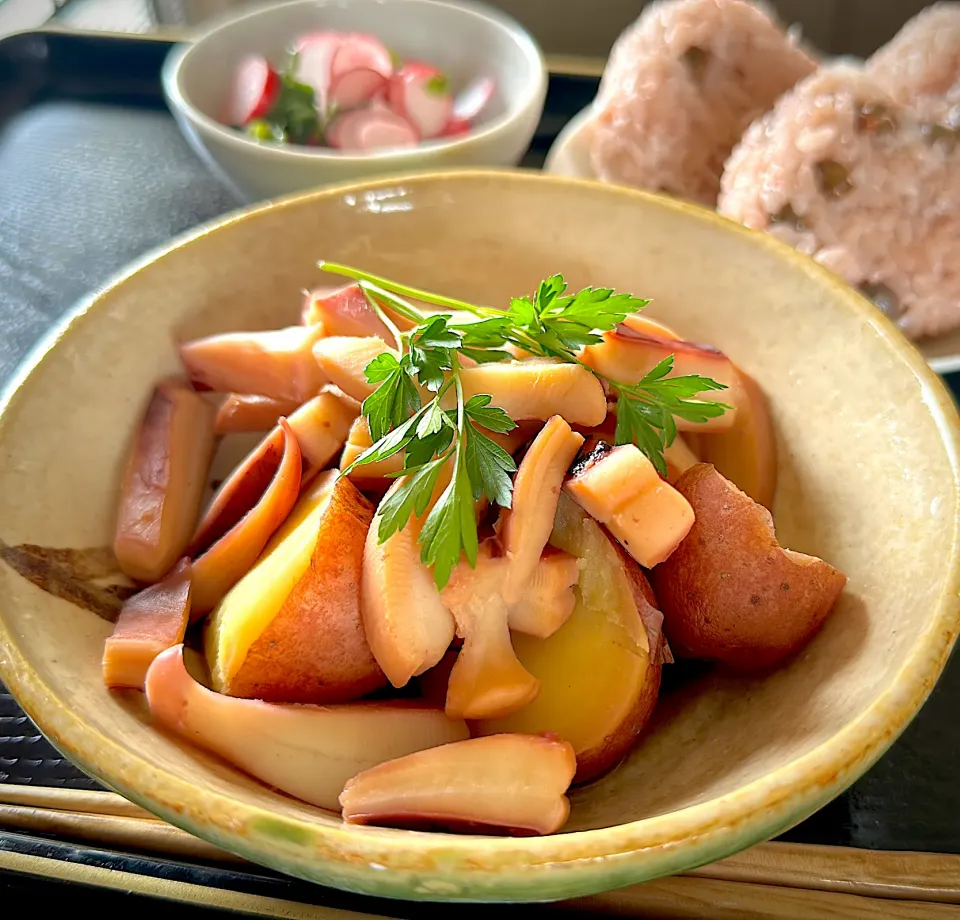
[103,264,846,836]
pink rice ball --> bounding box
[868,3,960,122]
[718,64,960,340]
[589,0,816,206]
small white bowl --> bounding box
[162,0,547,201]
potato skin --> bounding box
[575,542,664,783]
[222,476,387,702]
[650,464,846,670]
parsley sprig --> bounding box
[324,261,730,587]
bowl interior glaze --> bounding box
[0,170,958,902]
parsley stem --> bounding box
[359,284,405,351]
[355,280,424,324]
[318,261,495,319]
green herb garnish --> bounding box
[244,52,322,145]
[324,262,730,587]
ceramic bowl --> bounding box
[162,0,547,202]
[1,170,959,903]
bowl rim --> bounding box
[161,0,548,163]
[2,168,959,901]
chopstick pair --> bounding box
[2,783,960,917]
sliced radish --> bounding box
[441,115,472,138]
[328,67,388,110]
[329,108,419,152]
[326,109,366,149]
[225,55,280,126]
[388,63,453,140]
[330,33,394,80]
[453,76,495,122]
[354,109,419,151]
[294,32,342,114]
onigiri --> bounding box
[718,64,960,340]
[588,0,816,205]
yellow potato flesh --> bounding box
[477,496,648,754]
[206,476,334,689]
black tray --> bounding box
[2,25,960,907]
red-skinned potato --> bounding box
[205,471,385,703]
[340,733,576,835]
[475,495,665,783]
[145,645,468,811]
[180,326,327,402]
[650,464,846,670]
[102,559,192,690]
[696,368,778,508]
[114,379,216,584]
[190,420,302,616]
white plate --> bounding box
[544,105,597,179]
[544,106,960,376]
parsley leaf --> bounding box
[464,424,516,506]
[376,457,449,541]
[322,261,731,587]
[463,394,518,434]
[361,353,421,441]
[419,455,478,588]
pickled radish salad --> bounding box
[223,30,495,151]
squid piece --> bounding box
[180,326,328,402]
[340,733,576,835]
[145,644,468,811]
[190,420,302,616]
[497,416,584,604]
[102,559,192,690]
[114,379,216,583]
[565,442,694,569]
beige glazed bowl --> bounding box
[1,170,959,903]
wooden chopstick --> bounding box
[688,842,960,903]
[565,876,960,920]
[0,802,245,863]
[3,783,960,908]
[0,785,155,819]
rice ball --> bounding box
[589,0,816,205]
[868,3,960,122]
[718,64,960,340]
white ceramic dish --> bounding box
[162,0,547,202]
[544,105,960,375]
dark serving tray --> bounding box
[2,24,960,909]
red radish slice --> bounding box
[389,64,453,140]
[329,108,418,151]
[329,67,388,110]
[452,76,495,122]
[294,32,342,114]
[441,115,472,138]
[225,56,280,126]
[331,33,394,79]
[354,109,419,150]
[326,110,366,149]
